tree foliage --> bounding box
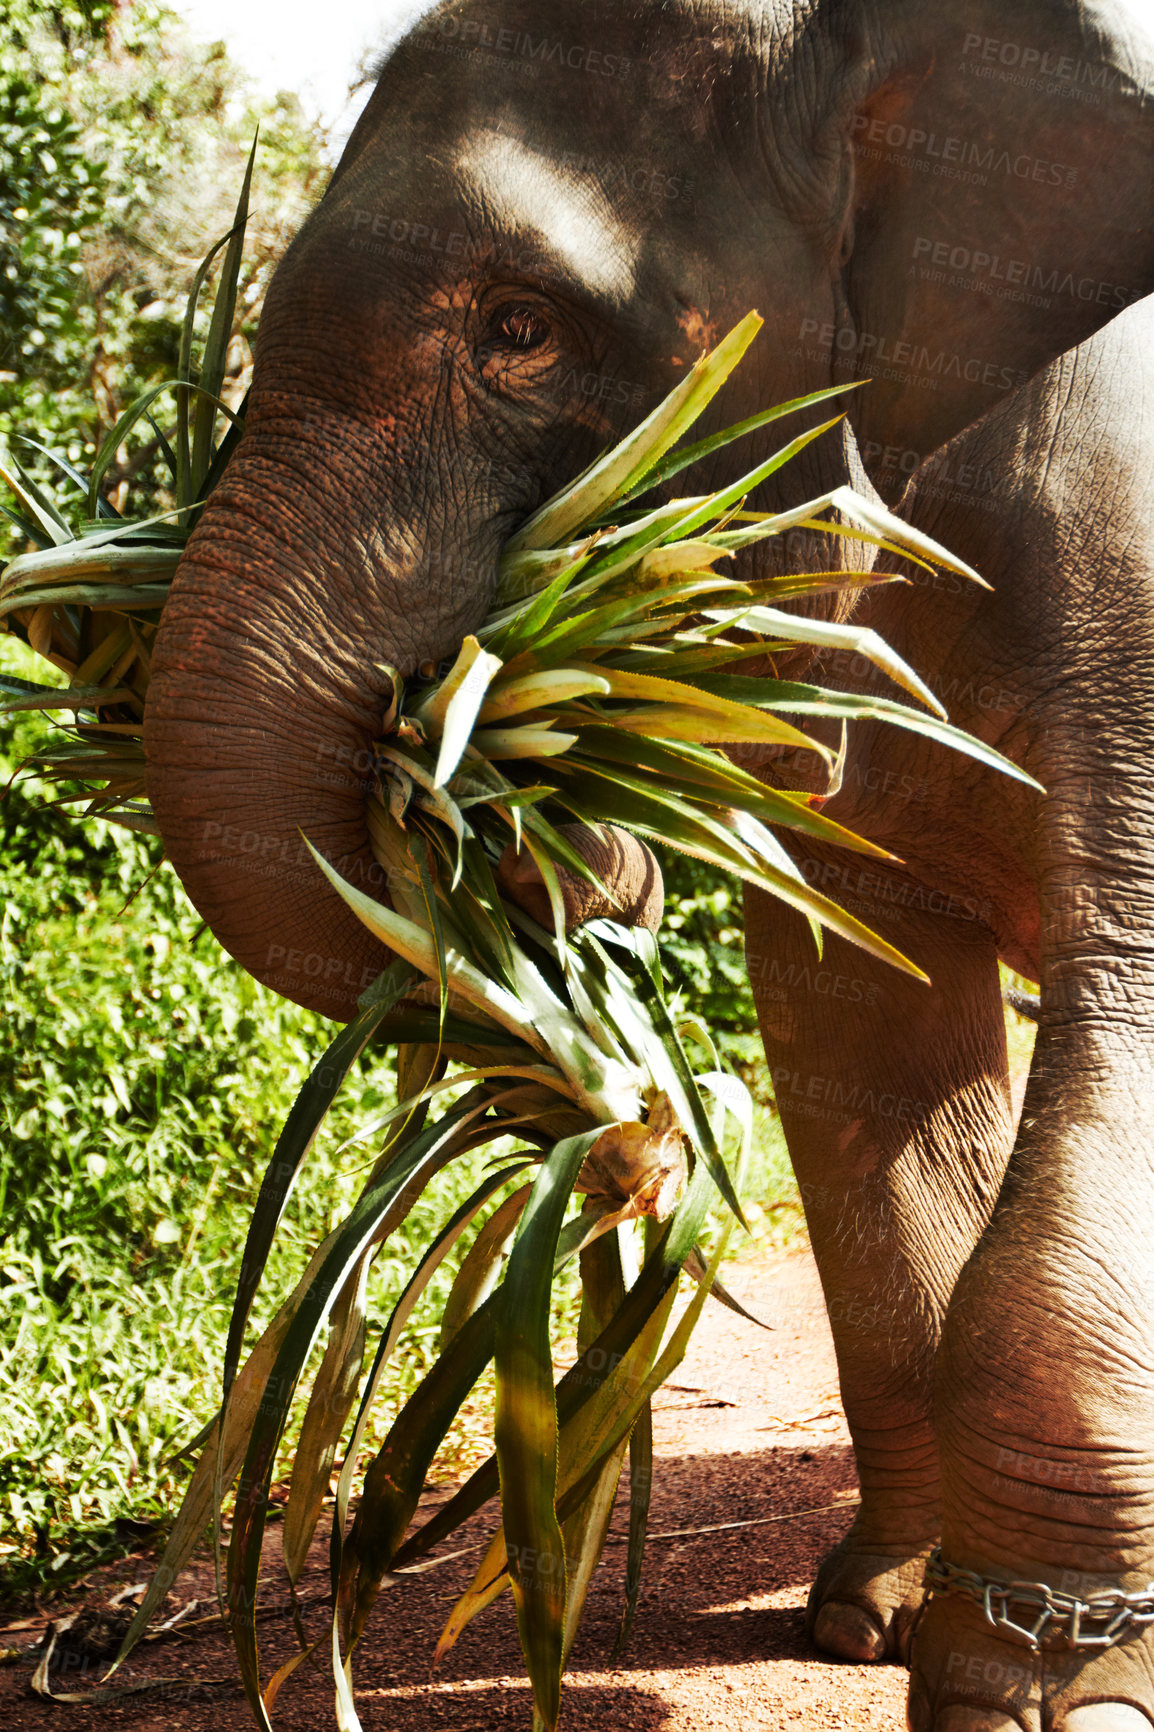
[0,0,328,556]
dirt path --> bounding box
[1,1241,909,1730]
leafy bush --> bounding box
[659,851,758,1031]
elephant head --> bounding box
[144,0,1154,1020]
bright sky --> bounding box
[170,0,430,156]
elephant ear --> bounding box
[835,0,1154,494]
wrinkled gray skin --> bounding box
[144,0,1154,1724]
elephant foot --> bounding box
[806,1521,934,1662]
[908,1584,1154,1730]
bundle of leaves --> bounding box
[0,176,1036,1732]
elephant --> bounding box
[143,0,1154,1726]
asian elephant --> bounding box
[143,0,1154,1726]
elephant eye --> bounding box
[496,306,550,349]
[475,301,560,394]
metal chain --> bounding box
[924,1547,1154,1651]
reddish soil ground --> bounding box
[1,1240,909,1731]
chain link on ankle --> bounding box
[924,1547,1154,1651]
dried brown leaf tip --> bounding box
[575,1092,688,1221]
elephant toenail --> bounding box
[812,1599,886,1661]
[936,1710,1025,1730]
[1062,1709,1154,1730]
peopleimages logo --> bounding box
[912,237,1137,311]
[850,113,1078,188]
[559,150,694,205]
[960,32,1140,102]
[423,16,631,79]
[798,318,1028,395]
[347,210,541,275]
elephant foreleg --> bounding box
[908,996,1154,1730]
[745,877,1017,1661]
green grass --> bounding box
[0,637,796,1604]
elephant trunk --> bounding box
[144,432,418,1020]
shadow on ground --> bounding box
[0,1442,871,1731]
